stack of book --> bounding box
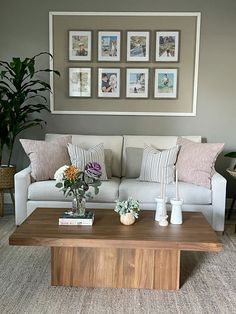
[59,210,94,226]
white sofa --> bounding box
[15,134,227,231]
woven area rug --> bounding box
[0,215,236,314]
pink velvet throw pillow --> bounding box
[20,136,72,181]
[176,137,224,189]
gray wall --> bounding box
[1,0,236,196]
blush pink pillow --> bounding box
[176,137,224,189]
[20,136,72,181]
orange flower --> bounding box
[64,165,79,181]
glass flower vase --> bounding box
[72,197,86,216]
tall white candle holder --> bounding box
[155,197,169,227]
[170,198,183,224]
[156,169,169,226]
[155,197,167,222]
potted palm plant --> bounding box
[0,52,59,193]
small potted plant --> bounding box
[114,197,140,225]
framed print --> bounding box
[154,68,178,98]
[69,31,92,61]
[126,31,150,62]
[126,68,149,98]
[155,31,180,62]
[69,68,91,97]
[98,31,121,61]
[98,68,120,98]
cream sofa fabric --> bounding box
[15,134,226,231]
[119,179,212,205]
[28,177,120,203]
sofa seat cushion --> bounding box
[28,177,120,203]
[119,178,212,205]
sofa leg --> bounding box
[215,231,224,236]
[228,194,236,219]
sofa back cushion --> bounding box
[68,142,108,180]
[122,135,201,177]
[126,147,143,178]
[45,134,123,177]
[138,145,179,183]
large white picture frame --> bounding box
[49,12,201,116]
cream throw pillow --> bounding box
[20,136,72,181]
[138,145,179,183]
[68,143,108,180]
[176,137,224,189]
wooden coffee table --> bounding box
[9,208,222,290]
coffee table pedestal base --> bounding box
[51,247,180,290]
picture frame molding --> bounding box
[49,11,201,116]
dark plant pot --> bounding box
[0,165,16,189]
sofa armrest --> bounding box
[14,166,31,225]
[211,171,227,231]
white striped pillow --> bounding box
[68,143,108,180]
[138,145,179,183]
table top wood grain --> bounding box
[9,208,222,252]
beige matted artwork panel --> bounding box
[49,12,201,116]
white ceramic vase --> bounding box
[155,197,167,222]
[170,198,183,224]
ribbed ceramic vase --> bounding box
[120,213,135,225]
[170,198,183,224]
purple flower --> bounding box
[85,162,102,178]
